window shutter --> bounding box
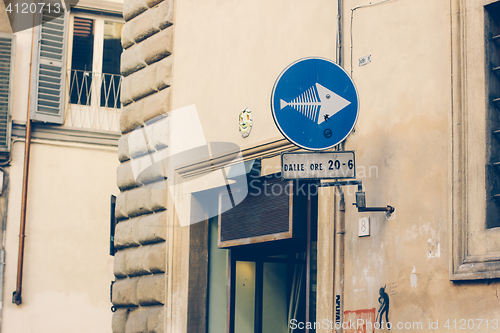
[30,8,69,124]
[0,33,15,152]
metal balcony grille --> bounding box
[64,69,122,132]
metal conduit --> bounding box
[12,6,36,305]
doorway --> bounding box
[230,250,317,333]
[211,220,317,333]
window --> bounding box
[486,2,500,229]
[451,0,500,280]
[30,6,123,132]
[66,13,123,131]
[69,16,123,108]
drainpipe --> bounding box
[13,106,32,305]
[334,187,345,333]
[334,1,346,328]
[0,167,9,330]
[12,12,36,305]
[334,0,345,333]
[337,0,343,65]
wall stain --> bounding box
[343,308,376,333]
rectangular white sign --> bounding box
[281,151,355,180]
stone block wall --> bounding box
[112,1,174,332]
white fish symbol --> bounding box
[280,83,351,125]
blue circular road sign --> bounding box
[271,57,359,150]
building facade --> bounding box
[110,0,500,332]
[0,1,123,332]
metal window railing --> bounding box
[64,69,123,132]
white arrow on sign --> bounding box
[280,83,351,125]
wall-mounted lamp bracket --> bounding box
[320,180,395,215]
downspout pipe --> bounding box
[0,167,9,330]
[334,187,345,333]
[335,1,345,330]
[12,9,36,305]
[337,0,343,66]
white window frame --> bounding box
[64,11,124,131]
[451,0,500,280]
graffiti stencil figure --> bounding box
[376,285,390,330]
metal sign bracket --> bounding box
[320,180,395,215]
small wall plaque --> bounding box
[239,107,253,138]
[358,55,372,67]
[358,217,370,237]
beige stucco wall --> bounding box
[339,0,500,331]
[11,28,32,123]
[171,0,500,331]
[2,142,118,333]
[342,0,453,320]
[171,1,340,330]
[112,0,500,331]
[172,0,338,150]
[1,1,122,332]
